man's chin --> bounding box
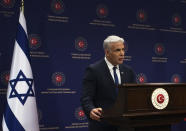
[118,61,124,64]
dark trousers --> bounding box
[88,120,117,131]
[88,120,133,131]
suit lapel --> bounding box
[102,60,115,85]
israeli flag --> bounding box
[2,11,39,131]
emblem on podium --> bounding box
[151,88,169,110]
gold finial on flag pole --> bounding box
[21,0,24,13]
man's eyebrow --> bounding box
[115,48,123,51]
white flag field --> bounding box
[2,11,39,131]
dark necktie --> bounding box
[113,66,119,85]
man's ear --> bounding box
[105,49,109,57]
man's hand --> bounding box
[90,108,102,121]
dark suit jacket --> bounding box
[80,59,136,131]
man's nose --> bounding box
[120,50,124,55]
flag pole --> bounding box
[21,0,24,13]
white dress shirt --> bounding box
[104,57,121,84]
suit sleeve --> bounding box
[80,66,97,118]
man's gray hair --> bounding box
[103,35,124,50]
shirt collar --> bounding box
[104,57,119,70]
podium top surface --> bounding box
[122,83,186,87]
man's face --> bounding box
[105,42,125,66]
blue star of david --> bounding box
[9,70,35,105]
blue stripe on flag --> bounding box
[4,103,25,131]
[16,23,30,61]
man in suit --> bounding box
[80,35,136,131]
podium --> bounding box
[102,83,186,131]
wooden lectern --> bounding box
[102,83,186,131]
